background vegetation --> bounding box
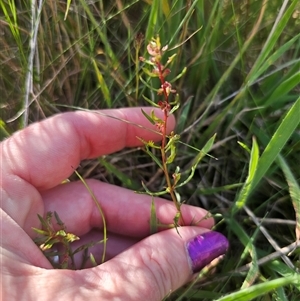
[1,0,300,300]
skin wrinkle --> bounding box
[86,245,164,301]
[146,247,170,300]
[84,262,135,300]
[127,236,182,300]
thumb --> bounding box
[81,228,229,301]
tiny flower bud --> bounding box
[134,32,144,48]
[147,43,160,57]
[162,45,168,52]
[162,68,171,77]
[157,88,164,95]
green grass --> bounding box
[1,0,300,300]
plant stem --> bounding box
[157,62,185,225]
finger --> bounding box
[42,180,214,237]
[31,228,229,301]
[95,228,229,300]
[1,209,53,269]
[2,107,175,190]
[1,108,175,233]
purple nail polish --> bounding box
[186,231,229,273]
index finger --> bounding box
[2,107,175,190]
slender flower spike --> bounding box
[140,35,186,227]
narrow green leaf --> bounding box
[79,0,120,70]
[166,143,176,164]
[140,76,159,96]
[0,119,10,140]
[74,170,107,263]
[176,134,216,188]
[142,67,159,78]
[241,222,260,289]
[150,198,158,234]
[277,156,300,241]
[37,213,50,230]
[265,72,300,106]
[145,0,160,43]
[232,137,260,214]
[168,0,200,46]
[141,109,155,125]
[98,157,140,190]
[176,97,193,133]
[170,67,187,83]
[64,0,72,20]
[266,260,300,291]
[256,33,300,80]
[140,181,167,197]
[54,211,64,227]
[216,274,300,301]
[161,0,170,19]
[144,144,163,170]
[92,59,111,107]
[32,228,48,236]
[229,219,259,289]
[250,96,300,192]
[89,253,98,267]
[246,0,299,84]
[142,95,159,107]
[169,102,180,115]
[191,133,216,166]
[237,141,251,154]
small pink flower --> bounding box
[147,42,160,57]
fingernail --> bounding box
[186,231,229,273]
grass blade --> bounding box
[232,137,260,215]
[246,0,298,84]
[250,97,300,192]
[176,134,216,188]
[277,156,300,241]
[145,0,160,42]
[98,157,140,190]
[265,71,300,107]
[150,198,158,234]
[74,171,107,264]
[216,274,300,301]
[92,59,111,107]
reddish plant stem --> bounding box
[157,62,168,101]
[156,62,184,225]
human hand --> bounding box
[1,107,228,300]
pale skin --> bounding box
[1,107,214,300]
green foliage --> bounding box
[33,211,103,269]
[1,0,300,300]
